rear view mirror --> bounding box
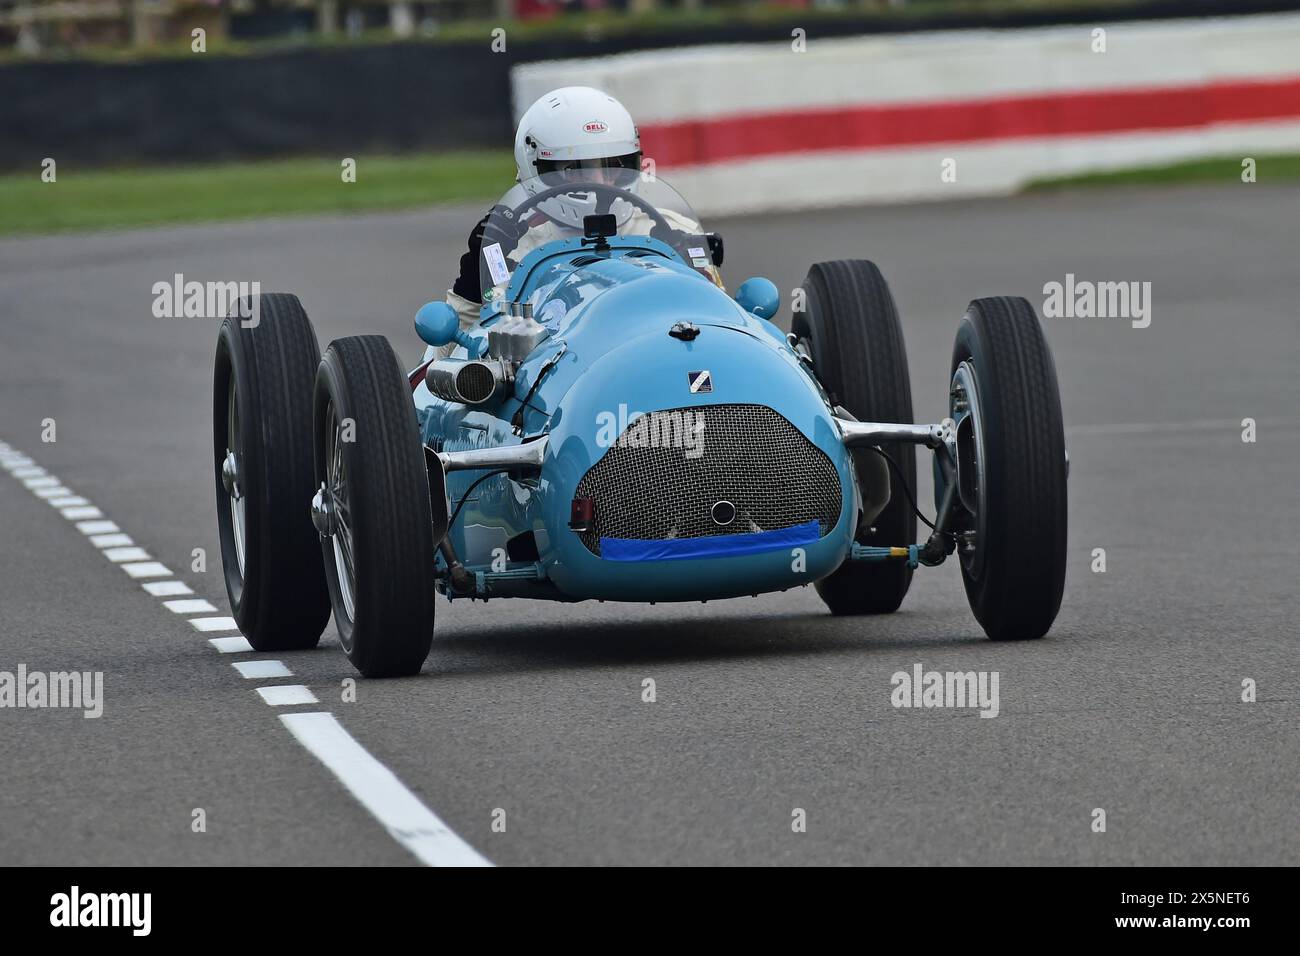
[736,277,779,320]
[706,232,724,267]
[414,301,461,347]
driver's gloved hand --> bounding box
[487,203,530,247]
[451,209,492,304]
[649,222,680,245]
[452,206,528,305]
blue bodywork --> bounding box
[414,235,867,603]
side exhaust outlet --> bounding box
[425,358,512,405]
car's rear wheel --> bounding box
[793,259,916,614]
[313,335,437,677]
[951,296,1067,640]
[213,293,331,650]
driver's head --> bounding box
[514,87,642,189]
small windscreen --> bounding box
[477,172,709,302]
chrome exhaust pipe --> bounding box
[435,436,548,474]
[425,358,512,405]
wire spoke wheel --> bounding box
[212,292,330,651]
[313,334,437,677]
[225,386,247,578]
[951,296,1067,641]
[949,359,988,578]
[325,404,358,623]
[792,258,916,615]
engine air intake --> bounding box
[573,403,842,556]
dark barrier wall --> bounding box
[1,43,513,171]
[1,0,1296,172]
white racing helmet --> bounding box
[513,86,642,228]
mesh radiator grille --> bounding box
[574,403,842,555]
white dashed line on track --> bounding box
[120,561,173,578]
[208,636,254,653]
[163,598,217,614]
[257,685,319,706]
[76,520,120,534]
[34,486,74,499]
[281,712,492,867]
[233,660,292,679]
[143,580,194,597]
[189,616,239,632]
[103,546,153,563]
[60,505,103,520]
[3,438,491,867]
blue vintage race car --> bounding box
[213,173,1068,677]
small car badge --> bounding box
[688,370,713,393]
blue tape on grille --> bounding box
[600,520,820,562]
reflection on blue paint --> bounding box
[601,520,819,562]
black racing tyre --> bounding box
[951,296,1067,641]
[793,259,916,614]
[313,335,437,678]
[213,293,331,650]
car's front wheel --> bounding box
[213,292,331,650]
[313,335,438,677]
[793,259,917,615]
[950,296,1067,640]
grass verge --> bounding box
[0,150,515,237]
[5,150,1298,238]
[1026,154,1300,191]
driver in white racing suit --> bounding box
[441,86,713,354]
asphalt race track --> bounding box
[1,183,1297,866]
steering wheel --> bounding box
[480,179,685,265]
